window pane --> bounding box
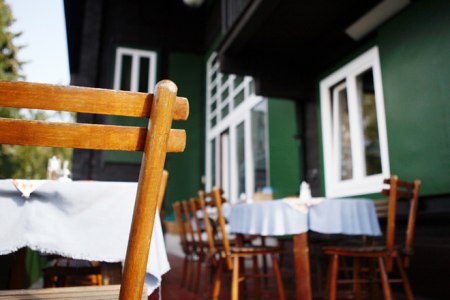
[357,69,382,175]
[120,55,132,90]
[337,87,353,180]
[211,85,217,97]
[221,104,229,118]
[234,89,244,108]
[234,75,244,88]
[251,100,268,192]
[221,74,229,85]
[138,57,150,92]
[221,87,229,103]
[211,100,217,112]
[236,122,246,198]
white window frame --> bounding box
[114,47,157,92]
[320,46,390,197]
[205,52,269,203]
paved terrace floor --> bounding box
[153,229,450,300]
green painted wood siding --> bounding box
[318,0,450,197]
[164,52,204,213]
[378,0,450,196]
[269,98,302,198]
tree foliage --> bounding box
[0,0,22,80]
[0,0,73,179]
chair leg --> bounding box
[192,254,202,293]
[377,257,393,300]
[328,254,339,300]
[181,254,189,287]
[396,255,414,300]
[353,257,362,300]
[211,258,223,300]
[261,237,269,287]
[201,254,212,297]
[252,255,261,299]
[187,253,197,291]
[232,256,240,300]
[272,254,286,300]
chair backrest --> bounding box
[189,197,207,254]
[198,187,233,270]
[0,80,189,300]
[172,201,191,255]
[382,175,421,270]
[182,200,197,244]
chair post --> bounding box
[119,80,178,300]
[404,179,421,267]
[385,175,398,272]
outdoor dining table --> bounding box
[0,179,169,294]
[229,197,382,300]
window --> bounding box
[114,47,157,92]
[206,52,269,203]
[320,47,390,197]
[106,47,157,163]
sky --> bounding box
[8,0,70,85]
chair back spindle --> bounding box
[381,175,421,270]
[0,80,188,300]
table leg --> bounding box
[293,233,312,300]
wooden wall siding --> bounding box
[377,0,450,196]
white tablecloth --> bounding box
[0,180,169,294]
[230,198,382,236]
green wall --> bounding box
[269,98,302,198]
[164,52,204,215]
[378,0,450,196]
[317,0,450,197]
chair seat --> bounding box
[323,244,404,257]
[231,245,284,256]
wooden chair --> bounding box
[172,200,195,289]
[0,80,188,299]
[323,175,421,300]
[187,197,211,293]
[157,169,169,213]
[198,187,286,300]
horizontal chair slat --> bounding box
[381,189,413,199]
[396,179,416,189]
[0,81,189,121]
[0,118,185,152]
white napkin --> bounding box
[12,179,47,198]
[283,197,324,214]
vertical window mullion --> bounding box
[347,75,365,180]
[148,53,156,92]
[130,54,140,92]
[205,138,217,190]
[332,86,342,183]
[113,51,123,90]
[244,113,254,198]
[229,125,238,202]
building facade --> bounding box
[64,0,449,216]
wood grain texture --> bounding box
[0,79,188,300]
[119,79,178,300]
[0,118,185,152]
[0,81,188,120]
[156,170,169,212]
